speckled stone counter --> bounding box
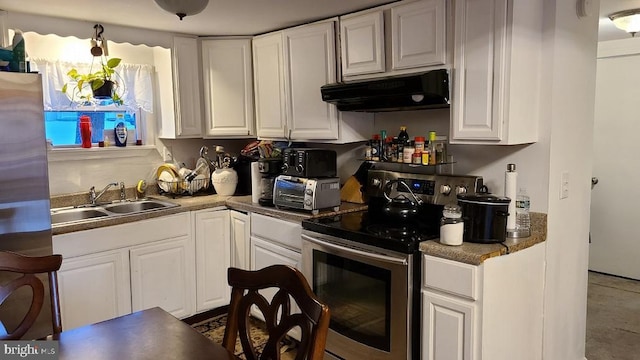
[419,212,547,265]
[51,191,367,235]
[51,190,544,266]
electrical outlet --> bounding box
[560,171,569,199]
[163,146,173,162]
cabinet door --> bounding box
[194,209,231,312]
[249,236,302,340]
[283,21,339,140]
[172,36,203,138]
[57,250,131,330]
[450,0,505,141]
[130,236,195,318]
[391,0,447,70]
[202,39,255,137]
[422,290,476,360]
[253,32,287,138]
[340,11,385,76]
[230,210,251,270]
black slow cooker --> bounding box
[457,193,510,243]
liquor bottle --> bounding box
[397,126,409,163]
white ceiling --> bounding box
[0,0,395,36]
[0,0,636,41]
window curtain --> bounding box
[30,58,155,113]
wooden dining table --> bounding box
[52,307,236,360]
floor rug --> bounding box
[192,313,297,360]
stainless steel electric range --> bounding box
[301,169,483,360]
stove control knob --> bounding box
[371,178,382,188]
[455,186,467,195]
[305,199,312,206]
[296,164,304,174]
[440,184,452,195]
[305,188,313,195]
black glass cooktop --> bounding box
[302,209,440,254]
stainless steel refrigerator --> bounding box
[0,72,53,339]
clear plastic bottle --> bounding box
[515,187,531,237]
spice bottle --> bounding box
[428,131,437,165]
[370,134,382,161]
[403,141,415,164]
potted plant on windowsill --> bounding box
[62,57,123,105]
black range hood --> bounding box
[321,69,450,112]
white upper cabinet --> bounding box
[252,32,288,139]
[253,20,373,143]
[339,0,448,80]
[283,21,339,140]
[391,0,446,70]
[450,0,542,144]
[340,11,385,76]
[201,38,255,138]
[169,36,203,138]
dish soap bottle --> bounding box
[114,122,127,147]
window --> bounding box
[45,105,140,147]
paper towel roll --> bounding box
[505,164,517,230]
[251,162,261,203]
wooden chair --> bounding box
[222,265,330,360]
[0,251,63,340]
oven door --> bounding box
[302,230,413,360]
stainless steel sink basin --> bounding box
[103,200,178,214]
[51,207,111,224]
[51,198,180,226]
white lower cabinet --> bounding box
[57,249,131,330]
[54,213,193,330]
[421,243,545,360]
[422,291,476,360]
[194,208,231,312]
[249,213,302,340]
[230,210,250,270]
[130,236,195,318]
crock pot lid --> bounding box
[457,193,510,204]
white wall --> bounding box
[540,1,599,359]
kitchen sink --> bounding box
[51,198,180,226]
[50,207,111,224]
[103,200,178,214]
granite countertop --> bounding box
[419,212,547,265]
[51,191,368,235]
[51,190,545,265]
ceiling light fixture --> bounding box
[154,0,209,20]
[609,9,640,37]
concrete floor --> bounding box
[586,271,640,360]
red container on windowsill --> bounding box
[79,115,92,148]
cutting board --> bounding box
[340,176,364,204]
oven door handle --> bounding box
[302,234,408,265]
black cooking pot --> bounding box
[382,180,422,222]
[457,193,510,243]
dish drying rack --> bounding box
[157,177,210,196]
[156,145,233,197]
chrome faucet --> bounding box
[89,182,119,205]
[119,182,126,201]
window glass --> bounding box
[45,106,138,147]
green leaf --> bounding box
[106,58,121,69]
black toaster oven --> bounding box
[282,148,337,178]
